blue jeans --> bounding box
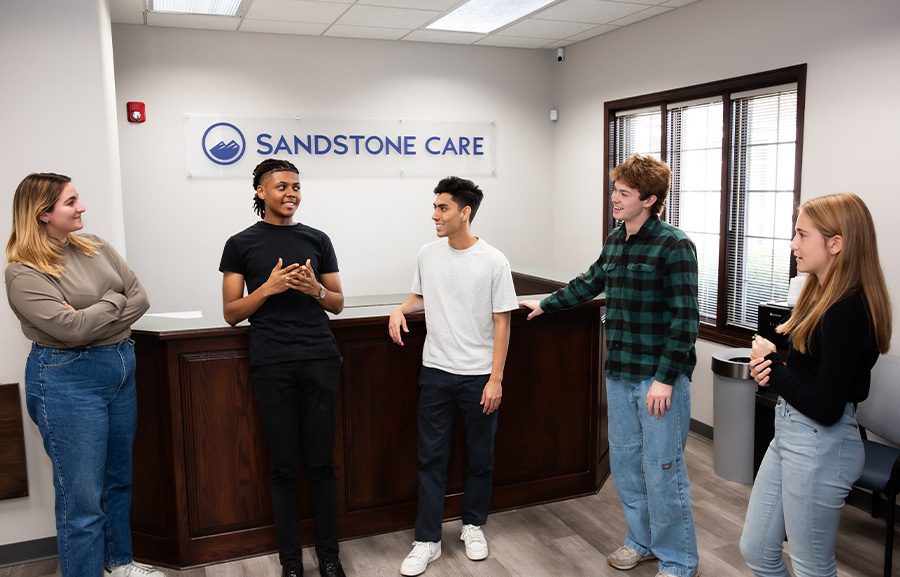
[415,367,498,542]
[606,374,699,577]
[740,398,864,577]
[24,340,138,577]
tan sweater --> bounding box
[5,234,150,348]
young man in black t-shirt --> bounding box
[219,159,346,577]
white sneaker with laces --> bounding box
[400,541,441,576]
[460,524,489,561]
[607,545,656,570]
[105,561,165,577]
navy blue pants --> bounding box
[415,366,498,542]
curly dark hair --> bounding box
[251,159,299,217]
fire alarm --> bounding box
[126,101,146,123]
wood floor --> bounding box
[2,435,894,577]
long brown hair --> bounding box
[6,173,96,276]
[778,193,891,354]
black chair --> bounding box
[854,354,900,577]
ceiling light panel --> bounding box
[427,0,556,34]
[150,0,242,16]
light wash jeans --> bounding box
[740,398,864,577]
[606,374,699,577]
[24,340,138,577]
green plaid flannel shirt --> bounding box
[541,216,699,385]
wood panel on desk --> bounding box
[339,325,424,513]
[131,301,606,569]
[131,337,185,564]
[180,350,271,536]
[0,383,28,500]
[497,317,595,482]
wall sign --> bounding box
[184,114,496,178]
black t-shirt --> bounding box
[219,221,340,367]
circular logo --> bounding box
[202,122,246,166]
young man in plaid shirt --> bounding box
[521,154,700,577]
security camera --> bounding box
[556,47,565,63]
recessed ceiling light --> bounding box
[427,0,556,34]
[149,0,243,17]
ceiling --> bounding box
[109,0,699,50]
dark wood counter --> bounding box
[130,289,607,568]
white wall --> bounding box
[0,0,125,547]
[551,0,900,426]
[112,26,558,315]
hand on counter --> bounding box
[519,300,544,320]
[387,294,424,346]
[388,308,409,346]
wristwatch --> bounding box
[316,284,327,300]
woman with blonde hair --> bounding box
[740,193,892,577]
[5,173,162,577]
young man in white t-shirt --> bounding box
[388,176,519,576]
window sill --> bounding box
[698,324,754,348]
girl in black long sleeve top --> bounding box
[740,193,891,577]
[766,293,878,426]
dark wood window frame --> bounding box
[603,64,807,347]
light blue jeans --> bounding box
[740,398,864,577]
[25,340,138,577]
[606,374,699,577]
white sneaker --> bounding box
[105,561,166,577]
[400,541,441,576]
[460,524,489,561]
[607,545,655,570]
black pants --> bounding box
[251,357,342,566]
[415,366,499,542]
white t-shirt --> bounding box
[412,238,519,375]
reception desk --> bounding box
[130,281,607,568]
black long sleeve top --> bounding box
[765,293,879,426]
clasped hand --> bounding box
[749,335,777,387]
[265,258,320,297]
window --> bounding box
[605,66,805,346]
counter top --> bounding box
[510,264,581,283]
[133,293,407,334]
[132,263,602,336]
[131,291,592,335]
